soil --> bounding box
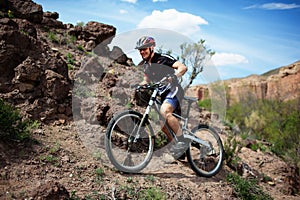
[0,122,299,200]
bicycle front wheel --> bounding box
[105,110,155,173]
[186,124,224,177]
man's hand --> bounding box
[166,74,177,83]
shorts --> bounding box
[160,85,183,112]
[163,96,179,110]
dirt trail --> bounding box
[0,122,299,199]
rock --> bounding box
[68,25,82,38]
[44,69,70,101]
[43,11,59,19]
[13,56,41,83]
[82,21,116,45]
[30,181,70,200]
[268,181,276,186]
[0,18,35,92]
[41,16,65,28]
[14,18,37,38]
[110,46,128,65]
[85,40,95,51]
[7,0,43,23]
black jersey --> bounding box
[142,53,184,100]
[143,53,177,82]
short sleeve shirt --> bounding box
[143,53,177,82]
[142,53,184,100]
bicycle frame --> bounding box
[138,87,211,148]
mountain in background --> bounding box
[188,60,300,106]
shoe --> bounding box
[177,152,186,160]
[170,141,188,159]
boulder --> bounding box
[43,11,59,19]
[7,0,43,23]
[110,46,128,65]
[83,21,116,45]
[44,69,70,101]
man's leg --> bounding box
[160,102,182,138]
[160,121,173,142]
[160,102,187,159]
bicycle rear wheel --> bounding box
[105,110,154,173]
[186,124,224,177]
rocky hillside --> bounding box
[189,61,300,106]
[0,0,133,125]
[0,0,300,199]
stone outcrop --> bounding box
[4,0,43,23]
[0,16,71,122]
[0,0,130,123]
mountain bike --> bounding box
[105,76,224,177]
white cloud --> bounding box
[119,9,128,14]
[120,0,137,4]
[244,3,300,10]
[261,3,300,10]
[137,9,208,36]
[212,52,249,66]
[153,0,168,2]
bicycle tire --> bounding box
[186,124,224,177]
[105,110,155,173]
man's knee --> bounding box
[160,104,174,118]
[165,112,173,119]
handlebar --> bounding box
[135,75,174,92]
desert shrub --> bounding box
[47,31,59,43]
[197,98,211,110]
[0,98,37,141]
[223,131,242,169]
[139,187,166,200]
[226,97,300,167]
[227,172,273,200]
[66,52,76,70]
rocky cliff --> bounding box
[189,61,300,106]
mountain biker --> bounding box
[135,36,188,157]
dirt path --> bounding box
[0,122,299,199]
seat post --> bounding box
[183,96,198,118]
[185,101,193,118]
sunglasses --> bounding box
[138,48,148,52]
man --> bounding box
[135,36,188,157]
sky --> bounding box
[34,0,300,81]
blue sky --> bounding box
[34,0,300,80]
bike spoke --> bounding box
[186,125,224,177]
[105,111,154,173]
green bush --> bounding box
[197,98,211,110]
[140,187,166,200]
[0,99,37,141]
[226,97,300,167]
[227,172,273,200]
[66,52,76,70]
[47,31,59,43]
[224,132,242,168]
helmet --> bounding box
[135,36,155,49]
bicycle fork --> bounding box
[130,89,158,143]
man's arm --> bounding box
[140,74,150,85]
[172,61,187,78]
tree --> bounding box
[180,39,214,90]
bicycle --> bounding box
[105,76,224,177]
